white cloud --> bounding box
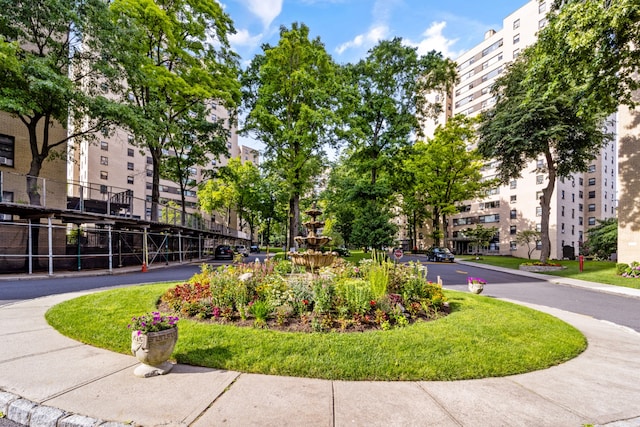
[239,0,283,28]
[335,25,389,55]
[408,21,461,59]
[229,28,263,48]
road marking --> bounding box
[456,270,468,275]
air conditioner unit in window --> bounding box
[0,157,11,166]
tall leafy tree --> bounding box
[241,23,340,249]
[405,115,491,247]
[106,0,240,221]
[339,38,457,187]
[161,103,230,223]
[478,39,611,263]
[0,0,122,205]
[515,229,542,260]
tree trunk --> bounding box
[288,194,299,250]
[539,150,556,264]
[151,145,162,222]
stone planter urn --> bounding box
[131,327,178,378]
[468,281,484,294]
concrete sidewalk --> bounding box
[1,281,640,426]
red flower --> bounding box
[302,299,309,306]
[370,300,376,307]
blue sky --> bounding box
[223,0,529,66]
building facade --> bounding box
[415,0,617,260]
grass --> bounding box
[459,255,640,289]
[45,283,586,381]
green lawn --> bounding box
[458,255,640,289]
[45,283,586,381]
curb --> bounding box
[0,391,129,427]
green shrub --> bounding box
[336,278,374,316]
[617,262,630,276]
[620,261,640,278]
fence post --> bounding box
[47,217,53,276]
[108,225,113,273]
[178,231,183,263]
[28,219,33,275]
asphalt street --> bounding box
[1,255,638,332]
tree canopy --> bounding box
[241,23,340,249]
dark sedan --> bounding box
[214,244,234,260]
[425,247,455,262]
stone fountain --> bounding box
[289,204,336,273]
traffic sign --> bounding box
[393,248,403,260]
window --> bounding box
[572,193,575,202]
[561,206,565,216]
[539,18,548,29]
[588,217,596,226]
[127,148,134,157]
[510,195,517,203]
[579,177,584,185]
[510,209,517,219]
[147,156,153,165]
[588,164,596,173]
[579,217,583,225]
[482,39,503,57]
[536,191,543,200]
[536,175,544,184]
[588,191,596,199]
[100,171,108,180]
[579,191,583,199]
[536,240,542,250]
[588,177,596,186]
[536,207,542,217]
[513,19,520,29]
[100,185,108,194]
[128,135,135,144]
[479,214,500,223]
[536,223,542,232]
[510,225,517,235]
[571,225,575,235]
[100,156,108,166]
[0,134,15,167]
[146,182,152,190]
[513,34,520,44]
[579,204,583,212]
[539,1,546,13]
[510,241,517,250]
[100,141,108,151]
[146,169,153,177]
[127,162,134,171]
[561,223,565,233]
[127,176,134,184]
[571,208,575,219]
[510,180,517,189]
[588,204,596,212]
[561,190,565,199]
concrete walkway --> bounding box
[1,270,640,426]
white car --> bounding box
[234,245,249,257]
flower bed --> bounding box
[160,258,448,332]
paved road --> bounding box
[1,256,639,333]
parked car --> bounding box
[250,245,260,253]
[425,247,455,262]
[214,244,234,260]
[234,245,249,257]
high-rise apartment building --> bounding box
[415,0,617,260]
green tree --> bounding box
[464,225,498,258]
[339,38,457,187]
[106,0,240,221]
[405,115,492,247]
[584,218,617,260]
[0,0,122,205]
[478,43,611,263]
[162,104,231,224]
[549,0,640,114]
[515,229,542,260]
[241,23,340,250]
